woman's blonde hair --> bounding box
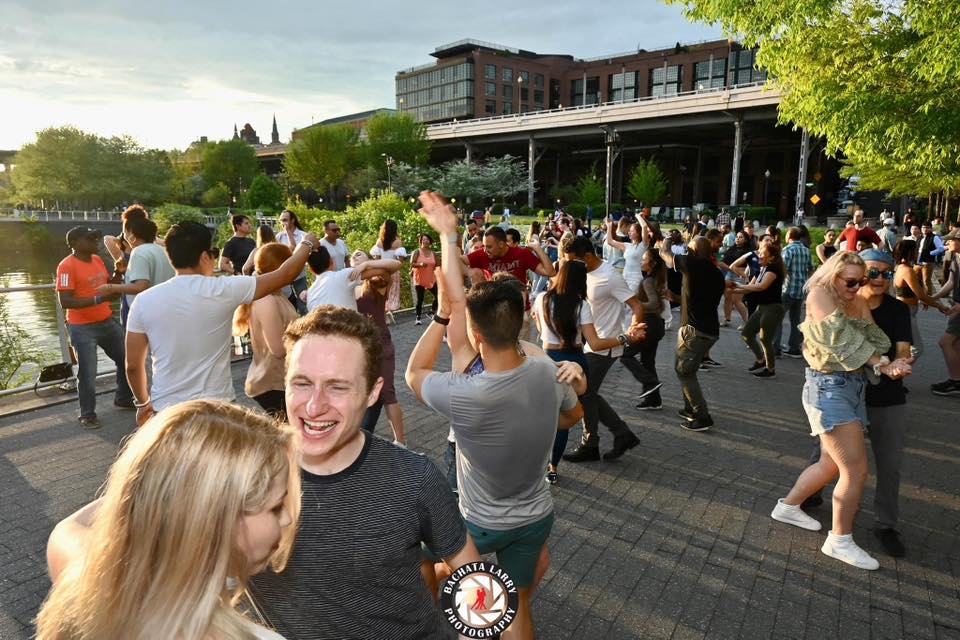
[233,243,293,336]
[36,400,300,640]
[805,250,865,301]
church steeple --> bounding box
[233,124,239,140]
[271,114,280,145]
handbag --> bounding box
[34,362,74,397]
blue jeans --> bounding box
[776,293,804,353]
[69,319,133,418]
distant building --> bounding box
[395,38,766,123]
[291,108,396,142]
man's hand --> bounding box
[625,323,647,343]
[945,303,960,317]
[303,232,320,248]
[880,358,913,380]
[418,191,459,235]
[555,361,587,396]
[95,283,113,295]
[136,403,155,427]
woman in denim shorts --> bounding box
[769,252,911,571]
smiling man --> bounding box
[248,305,478,639]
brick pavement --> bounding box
[1,308,959,639]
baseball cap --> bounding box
[883,218,895,226]
[65,227,102,246]
[859,248,894,265]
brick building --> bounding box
[395,38,766,123]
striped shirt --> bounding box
[249,434,465,639]
[782,241,813,299]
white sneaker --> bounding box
[821,533,880,570]
[771,499,822,531]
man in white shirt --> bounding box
[319,219,350,270]
[304,245,400,312]
[125,220,319,425]
[562,236,647,463]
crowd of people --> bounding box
[41,197,960,638]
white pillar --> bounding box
[729,118,743,206]
[528,135,536,209]
[794,129,809,215]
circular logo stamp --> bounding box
[440,561,519,637]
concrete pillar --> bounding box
[528,135,536,209]
[465,142,473,164]
[729,118,743,206]
[794,129,809,215]
[693,145,703,204]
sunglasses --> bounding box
[841,277,869,289]
[866,268,894,281]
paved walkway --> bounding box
[1,309,959,639]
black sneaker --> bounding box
[753,368,776,378]
[78,414,101,430]
[637,397,663,410]
[874,527,906,558]
[562,444,601,463]
[931,379,960,396]
[783,350,803,359]
[604,432,640,460]
[699,362,712,371]
[678,408,696,421]
[702,357,723,368]
[113,398,136,410]
[682,416,714,432]
[747,361,766,373]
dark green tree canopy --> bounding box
[201,139,260,195]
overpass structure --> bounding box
[423,82,826,217]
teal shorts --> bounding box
[466,513,554,588]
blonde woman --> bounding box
[234,243,299,417]
[770,252,911,570]
[37,400,300,640]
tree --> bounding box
[283,124,361,205]
[201,182,232,208]
[201,139,259,195]
[0,295,44,390]
[664,0,960,194]
[480,155,530,201]
[245,174,283,210]
[626,157,668,206]
[362,112,432,172]
[576,169,605,207]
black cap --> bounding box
[65,227,102,247]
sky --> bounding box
[0,0,722,152]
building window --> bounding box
[520,87,529,101]
[485,64,497,80]
[695,58,727,91]
[396,62,476,121]
[503,102,513,115]
[609,71,637,102]
[728,49,766,85]
[485,99,497,115]
[534,73,544,88]
[503,84,513,100]
[485,81,497,96]
[534,89,544,106]
[502,67,513,82]
[571,77,600,106]
[649,64,682,97]
[549,79,561,108]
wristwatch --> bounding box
[617,333,628,346]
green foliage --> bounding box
[391,155,529,203]
[665,0,960,195]
[575,170,605,207]
[201,139,259,195]
[11,126,174,209]
[201,182,232,208]
[284,125,361,203]
[282,202,340,231]
[152,204,206,236]
[740,206,779,225]
[246,174,283,210]
[0,295,44,390]
[564,204,588,218]
[627,157,669,206]
[549,184,580,206]
[362,112,432,170]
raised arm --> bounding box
[659,235,676,269]
[253,232,319,300]
[604,220,627,252]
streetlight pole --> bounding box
[602,126,619,233]
[763,169,771,206]
[517,75,523,114]
[381,153,394,191]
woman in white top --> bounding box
[275,210,309,314]
[370,219,407,313]
[533,260,643,484]
[604,217,649,294]
[234,243,299,417]
[37,400,299,640]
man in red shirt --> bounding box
[55,227,134,429]
[464,226,555,285]
[835,209,880,250]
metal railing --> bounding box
[425,80,770,131]
[575,38,725,62]
[0,208,239,227]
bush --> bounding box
[201,182,232,208]
[246,175,283,211]
[741,206,779,226]
[490,203,505,218]
[564,204,587,219]
[518,205,534,217]
[152,203,206,236]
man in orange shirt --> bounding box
[55,227,134,429]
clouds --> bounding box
[0,0,720,150]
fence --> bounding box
[0,283,116,399]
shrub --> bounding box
[201,182,232,208]
[564,204,587,219]
[518,205,534,217]
[741,206,779,226]
[246,174,283,211]
[152,203,206,236]
[490,203,505,218]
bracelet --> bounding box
[299,239,315,251]
[93,295,103,305]
[433,315,451,326]
[134,397,152,408]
